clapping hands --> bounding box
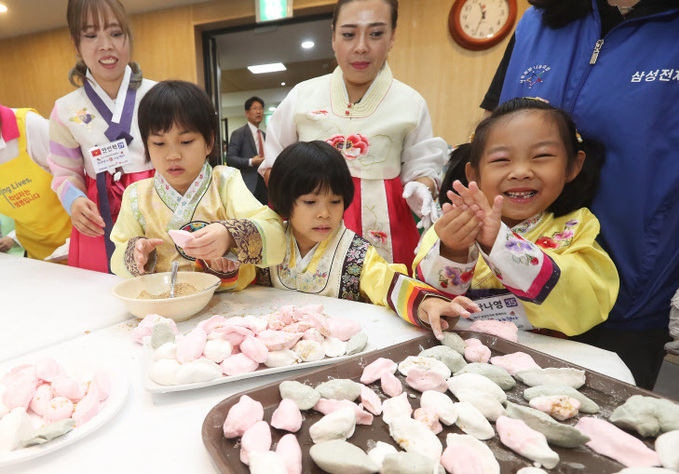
[435,180,503,260]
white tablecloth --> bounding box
[0,254,129,362]
[0,260,635,473]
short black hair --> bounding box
[138,80,219,163]
[245,96,264,111]
[268,141,354,218]
[442,97,604,217]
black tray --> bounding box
[202,330,665,473]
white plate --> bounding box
[145,343,373,393]
[0,364,128,467]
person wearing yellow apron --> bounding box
[0,106,71,261]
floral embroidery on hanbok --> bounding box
[70,107,95,125]
[438,266,474,289]
[339,235,369,301]
[535,219,579,250]
[326,133,370,160]
[504,233,540,266]
[298,270,329,293]
[513,213,543,234]
[368,229,388,245]
[155,162,212,230]
[222,219,264,264]
[536,236,558,249]
[307,109,329,120]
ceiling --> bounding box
[0,0,208,40]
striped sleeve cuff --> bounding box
[194,259,240,291]
[386,272,446,328]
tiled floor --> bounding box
[653,355,679,401]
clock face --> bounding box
[449,0,517,51]
[459,0,510,40]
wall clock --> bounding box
[448,0,518,51]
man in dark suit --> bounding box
[226,97,268,205]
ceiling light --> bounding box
[268,107,276,112]
[301,40,315,49]
[0,4,7,13]
[247,62,286,74]
[280,82,286,86]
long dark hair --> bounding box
[442,97,604,217]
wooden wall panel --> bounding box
[131,6,196,84]
[389,0,530,146]
[0,0,529,145]
[0,29,73,117]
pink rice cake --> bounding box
[360,357,397,384]
[276,433,302,474]
[575,416,661,467]
[270,398,303,433]
[469,320,519,342]
[490,352,541,376]
[222,394,264,439]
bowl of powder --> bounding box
[112,271,220,321]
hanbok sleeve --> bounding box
[477,211,619,336]
[215,167,285,267]
[399,101,447,189]
[412,226,477,296]
[258,86,299,175]
[47,102,88,215]
[24,111,51,173]
[359,246,449,328]
[110,185,149,278]
[193,259,257,292]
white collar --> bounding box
[85,65,132,124]
[294,238,320,270]
[247,122,261,135]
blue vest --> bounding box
[500,1,679,331]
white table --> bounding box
[1,263,635,473]
[0,254,129,362]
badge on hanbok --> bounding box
[466,292,534,330]
[88,139,132,174]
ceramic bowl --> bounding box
[112,271,220,321]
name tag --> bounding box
[468,293,534,330]
[88,139,132,174]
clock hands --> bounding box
[473,3,487,36]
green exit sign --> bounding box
[256,0,293,23]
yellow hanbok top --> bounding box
[414,209,619,336]
[260,222,446,327]
[111,164,284,290]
